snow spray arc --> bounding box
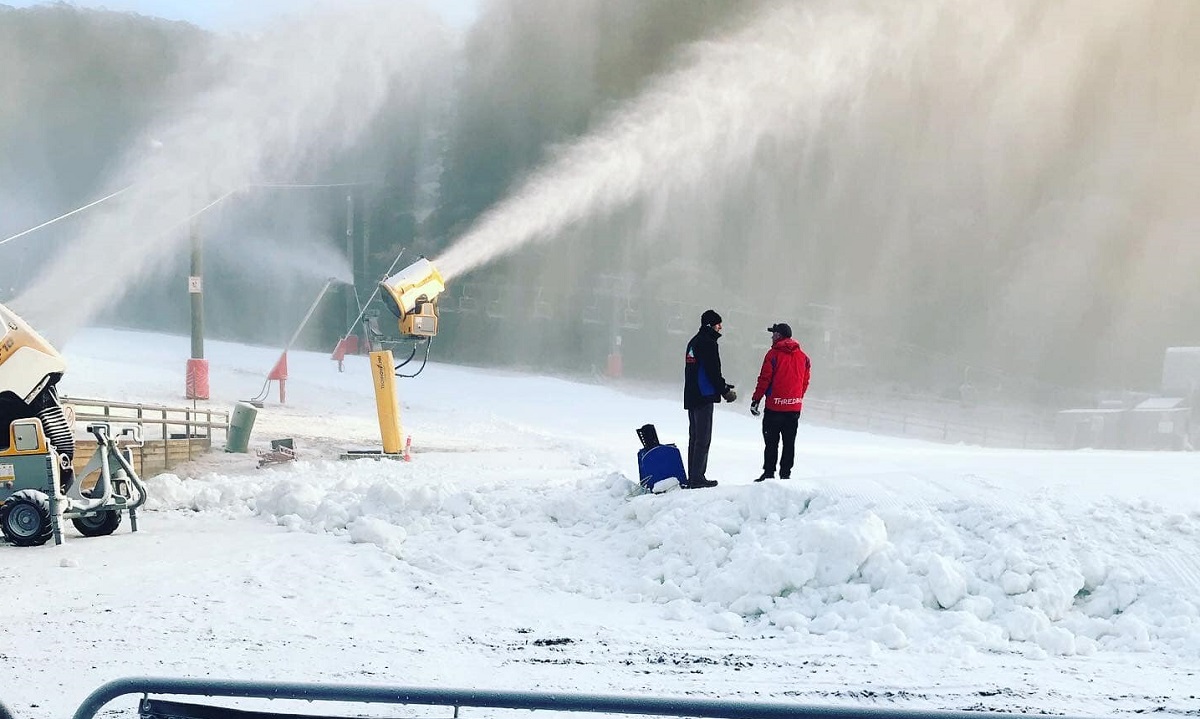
[14,1,453,342]
[432,0,1200,391]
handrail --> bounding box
[61,396,229,416]
[802,398,1056,449]
[71,678,1115,719]
[60,396,229,441]
[68,413,228,431]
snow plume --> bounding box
[433,0,880,280]
[13,0,451,341]
[435,0,1200,390]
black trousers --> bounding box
[687,403,714,483]
[762,409,800,476]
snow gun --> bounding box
[0,302,147,546]
[346,257,445,460]
[378,257,445,339]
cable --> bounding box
[391,340,420,364]
[248,376,272,404]
[245,181,375,189]
[395,338,433,378]
[0,184,133,248]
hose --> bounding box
[395,339,433,379]
[32,386,74,492]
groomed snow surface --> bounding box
[4,329,1200,717]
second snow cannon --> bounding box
[378,257,445,339]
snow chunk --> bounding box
[708,612,744,633]
[926,555,968,609]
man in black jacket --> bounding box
[683,309,736,488]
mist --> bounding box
[10,0,453,344]
[3,0,1198,403]
[434,0,1200,399]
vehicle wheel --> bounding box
[0,490,54,546]
[72,510,122,537]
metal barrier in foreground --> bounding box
[70,677,1115,719]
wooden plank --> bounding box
[69,434,211,483]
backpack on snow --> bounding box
[635,424,687,493]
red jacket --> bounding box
[752,338,810,412]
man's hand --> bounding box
[750,400,761,417]
[722,385,738,403]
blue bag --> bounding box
[635,424,686,493]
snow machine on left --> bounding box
[0,302,148,546]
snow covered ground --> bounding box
[4,328,1200,718]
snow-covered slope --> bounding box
[3,328,1200,718]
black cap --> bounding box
[767,323,792,338]
[701,309,723,326]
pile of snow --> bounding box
[144,460,1200,658]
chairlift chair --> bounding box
[532,289,553,321]
[621,300,642,330]
[665,306,687,336]
[485,285,507,319]
[457,284,479,315]
[581,293,604,324]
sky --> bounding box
[3,0,481,30]
[4,326,1200,717]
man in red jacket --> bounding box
[750,323,811,481]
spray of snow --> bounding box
[14,1,450,340]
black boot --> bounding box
[754,472,774,482]
[689,478,718,489]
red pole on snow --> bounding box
[268,353,288,404]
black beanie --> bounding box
[701,309,722,326]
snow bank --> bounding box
[146,459,1200,658]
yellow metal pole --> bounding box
[370,350,403,453]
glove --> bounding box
[750,400,760,417]
[722,385,737,403]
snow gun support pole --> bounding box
[249,278,338,407]
[343,257,444,461]
[371,349,403,454]
[334,247,406,356]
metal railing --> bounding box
[803,398,1058,449]
[60,396,229,442]
[71,678,1112,719]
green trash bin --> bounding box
[225,402,259,453]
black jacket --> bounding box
[684,325,729,409]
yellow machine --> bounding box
[379,257,444,339]
[348,258,445,458]
[0,302,147,546]
[0,302,74,489]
